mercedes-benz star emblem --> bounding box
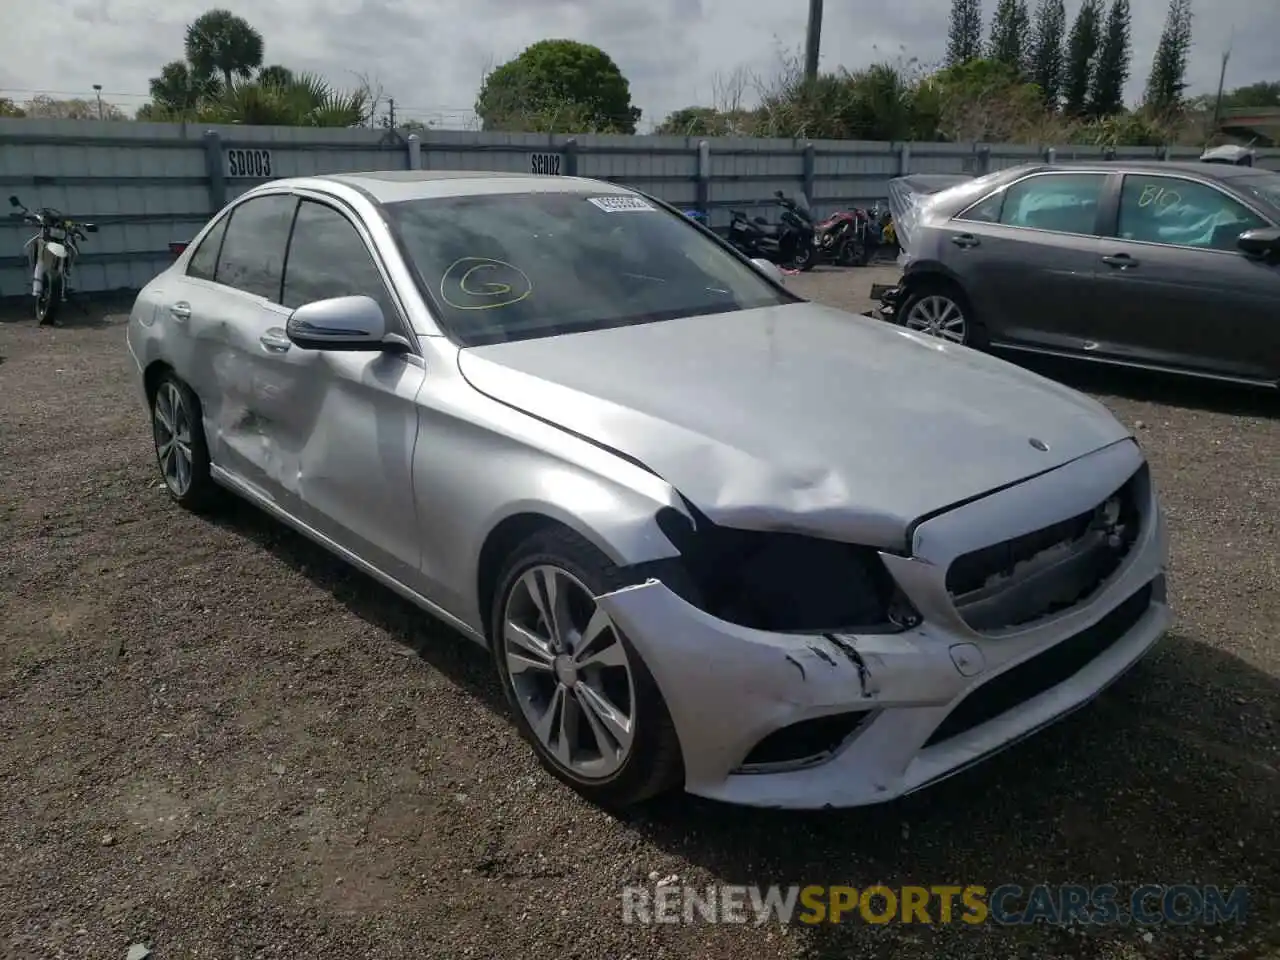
[1029,437,1050,451]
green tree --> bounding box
[1143,0,1193,116]
[1088,0,1131,117]
[257,65,295,88]
[148,60,220,117]
[926,58,1045,141]
[946,0,984,67]
[0,97,24,117]
[184,9,265,89]
[1028,0,1066,109]
[1063,0,1102,115]
[987,0,1030,76]
[476,40,641,133]
[1218,81,1280,109]
[21,95,126,120]
[657,106,733,136]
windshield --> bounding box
[1237,173,1280,213]
[386,191,795,346]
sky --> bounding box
[0,0,1276,129]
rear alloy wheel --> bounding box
[151,373,219,511]
[492,528,683,807]
[902,291,970,344]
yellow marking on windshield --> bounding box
[440,257,532,311]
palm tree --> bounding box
[198,72,368,127]
[148,60,220,117]
[184,9,264,89]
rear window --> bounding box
[1236,173,1280,214]
[385,191,793,346]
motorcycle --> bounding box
[726,190,816,271]
[813,208,876,266]
[9,195,97,325]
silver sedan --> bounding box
[125,171,1171,809]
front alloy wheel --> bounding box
[503,564,636,780]
[491,527,685,807]
[903,293,968,344]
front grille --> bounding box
[947,468,1143,630]
[923,581,1153,748]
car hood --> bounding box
[456,303,1131,550]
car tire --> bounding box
[490,526,685,808]
[898,279,986,348]
[150,372,220,512]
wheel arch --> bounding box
[143,359,175,404]
[473,503,683,644]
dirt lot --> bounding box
[1,267,1278,960]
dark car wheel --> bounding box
[491,527,685,808]
[150,372,220,511]
[898,280,985,348]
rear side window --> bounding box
[1117,175,1267,251]
[214,194,298,301]
[998,173,1105,235]
[281,200,396,319]
[186,214,228,281]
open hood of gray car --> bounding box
[457,303,1132,550]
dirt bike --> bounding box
[9,195,97,325]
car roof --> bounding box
[1005,160,1266,181]
[314,170,635,204]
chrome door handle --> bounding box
[951,233,980,248]
[169,302,191,321]
[259,329,292,353]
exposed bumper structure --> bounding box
[598,439,1170,809]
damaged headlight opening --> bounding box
[642,506,921,634]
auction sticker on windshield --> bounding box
[587,196,656,213]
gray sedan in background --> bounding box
[881,162,1280,386]
[126,171,1170,809]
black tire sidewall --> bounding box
[489,529,683,806]
[36,273,62,325]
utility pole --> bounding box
[804,0,824,84]
[1209,35,1232,142]
[92,84,103,120]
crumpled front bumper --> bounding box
[596,439,1170,809]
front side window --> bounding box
[282,200,396,319]
[186,213,228,282]
[214,194,298,300]
[1118,175,1268,251]
[998,173,1105,235]
[386,191,795,346]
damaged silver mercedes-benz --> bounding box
[126,170,1171,810]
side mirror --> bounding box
[8,196,19,208]
[1237,227,1280,258]
[750,257,787,286]
[286,295,390,351]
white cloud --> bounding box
[0,0,1275,128]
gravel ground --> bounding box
[1,269,1277,960]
